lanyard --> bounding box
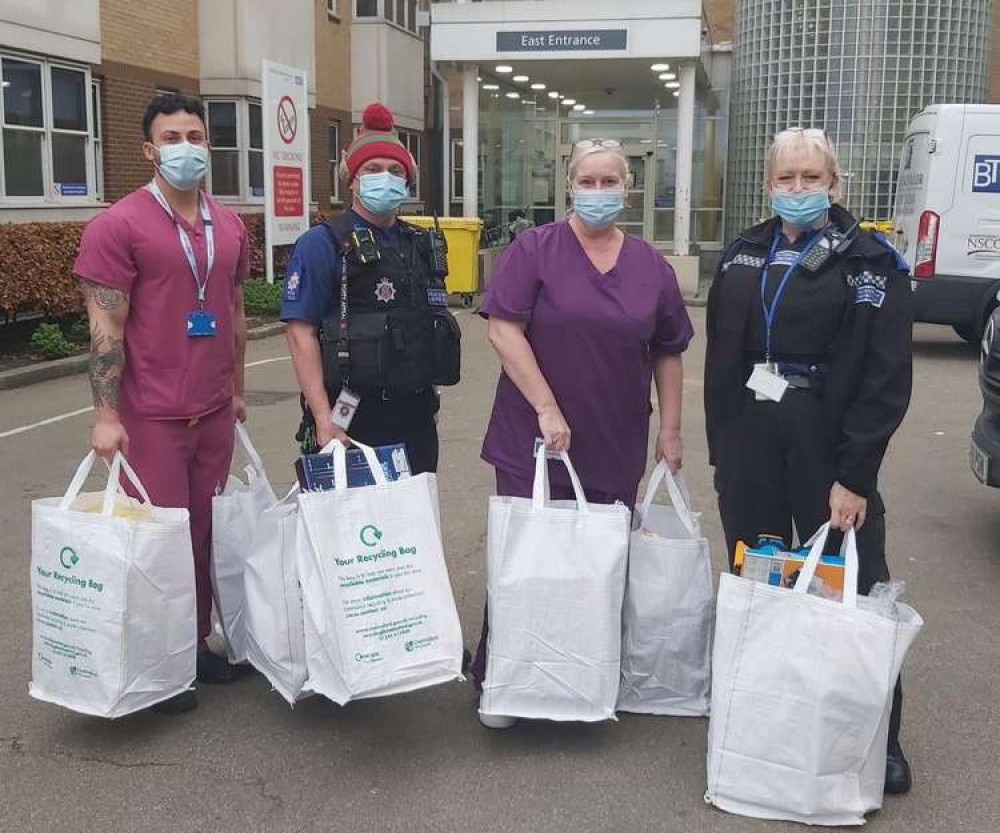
[759,227,827,362]
[147,181,215,305]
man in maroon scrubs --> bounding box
[74,94,250,714]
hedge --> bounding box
[0,209,333,317]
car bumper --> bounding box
[913,274,995,326]
[971,409,1000,487]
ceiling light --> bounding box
[513,75,530,83]
[659,72,676,81]
[562,98,576,106]
[505,91,520,99]
[477,76,482,82]
[495,65,513,73]
[572,104,585,111]
[583,109,595,115]
[651,63,670,72]
[665,81,681,89]
[548,91,560,99]
[482,83,499,90]
[672,91,680,97]
[531,83,546,90]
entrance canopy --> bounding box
[429,0,722,265]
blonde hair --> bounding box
[765,127,842,201]
[567,142,630,185]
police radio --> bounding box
[350,227,380,265]
[429,215,449,280]
[799,219,863,272]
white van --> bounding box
[893,104,1000,342]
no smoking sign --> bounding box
[277,95,297,144]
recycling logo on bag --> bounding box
[359,525,382,547]
[59,547,79,570]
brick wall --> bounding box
[99,0,199,79]
[315,0,352,111]
[989,0,1000,103]
[704,0,734,44]
[97,64,200,201]
[311,105,353,208]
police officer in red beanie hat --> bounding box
[280,102,461,473]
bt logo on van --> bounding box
[972,155,1000,192]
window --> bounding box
[328,120,341,202]
[248,101,263,197]
[0,54,97,201]
[398,127,420,199]
[451,138,463,202]
[355,0,419,32]
[205,98,263,202]
[91,80,103,200]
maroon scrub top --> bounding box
[480,220,693,500]
[74,187,249,420]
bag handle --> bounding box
[793,522,859,608]
[531,447,589,513]
[59,451,153,516]
[318,438,388,491]
[638,460,698,534]
[234,421,267,481]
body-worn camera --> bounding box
[350,227,380,264]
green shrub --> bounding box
[65,317,91,344]
[29,322,76,360]
[242,279,283,316]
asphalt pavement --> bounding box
[1,308,998,833]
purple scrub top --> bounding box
[480,219,694,501]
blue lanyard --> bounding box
[759,227,826,362]
[147,181,215,305]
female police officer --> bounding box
[281,103,459,473]
[704,128,914,794]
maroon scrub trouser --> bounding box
[120,401,235,650]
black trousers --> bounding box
[298,388,440,475]
[713,388,903,746]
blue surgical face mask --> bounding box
[771,188,831,228]
[155,142,208,191]
[572,189,625,228]
[358,171,408,216]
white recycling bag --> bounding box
[706,524,923,826]
[296,439,463,704]
[30,451,196,718]
[243,484,309,704]
[480,449,631,723]
[211,422,278,662]
[618,460,713,717]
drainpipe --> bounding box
[431,63,450,217]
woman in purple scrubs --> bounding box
[470,139,694,726]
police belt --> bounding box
[746,357,829,390]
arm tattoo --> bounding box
[89,326,125,410]
[82,280,128,311]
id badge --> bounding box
[187,310,217,338]
[747,362,789,402]
[331,388,361,430]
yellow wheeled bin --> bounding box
[400,215,484,307]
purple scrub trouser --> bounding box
[468,466,636,691]
[120,401,235,650]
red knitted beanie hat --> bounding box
[344,102,415,184]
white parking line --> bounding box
[0,355,291,440]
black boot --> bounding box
[885,738,912,794]
[150,689,198,715]
[196,650,247,684]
